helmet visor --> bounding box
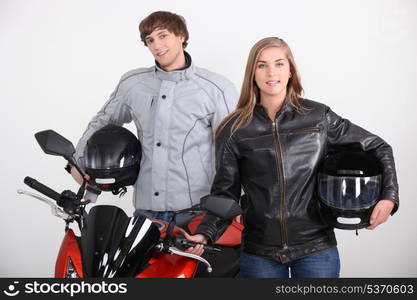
[85,144,140,169]
[318,173,381,210]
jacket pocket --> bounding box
[184,147,210,189]
[281,126,324,181]
[130,94,156,134]
[286,127,320,135]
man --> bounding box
[70,11,238,225]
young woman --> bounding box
[183,37,399,278]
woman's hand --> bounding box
[366,200,395,230]
[182,232,208,256]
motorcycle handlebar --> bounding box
[174,236,222,253]
[24,176,61,202]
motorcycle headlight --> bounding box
[65,257,80,278]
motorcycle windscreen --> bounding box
[80,205,160,277]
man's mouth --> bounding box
[157,50,168,57]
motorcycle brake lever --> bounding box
[17,189,71,220]
[168,247,213,273]
[154,243,213,273]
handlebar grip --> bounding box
[24,176,61,202]
[176,237,222,253]
[202,244,222,253]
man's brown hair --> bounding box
[139,11,189,48]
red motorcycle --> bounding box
[18,129,243,278]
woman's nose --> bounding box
[268,67,277,77]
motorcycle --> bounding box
[18,129,243,278]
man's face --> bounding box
[145,28,185,71]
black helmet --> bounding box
[317,150,382,230]
[84,125,142,194]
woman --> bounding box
[183,37,399,278]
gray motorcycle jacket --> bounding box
[74,53,238,211]
[196,99,399,263]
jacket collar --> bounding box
[254,102,293,122]
[154,51,195,82]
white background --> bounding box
[1,0,416,277]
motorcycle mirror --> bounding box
[200,195,243,219]
[35,129,76,161]
[166,203,202,239]
[34,129,87,201]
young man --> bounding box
[70,11,238,225]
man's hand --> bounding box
[70,166,90,185]
[366,200,395,230]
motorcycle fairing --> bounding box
[80,205,160,277]
[55,229,84,277]
[137,252,199,278]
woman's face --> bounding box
[254,46,291,100]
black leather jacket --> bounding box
[196,99,399,263]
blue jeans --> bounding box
[240,247,340,278]
[134,210,174,222]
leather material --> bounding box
[188,214,243,247]
[196,99,399,263]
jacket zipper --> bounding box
[272,121,288,251]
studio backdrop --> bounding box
[1,0,416,277]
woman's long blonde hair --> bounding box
[217,37,304,136]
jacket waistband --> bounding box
[242,233,337,263]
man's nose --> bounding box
[153,38,163,50]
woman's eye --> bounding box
[257,64,266,68]
[276,62,284,67]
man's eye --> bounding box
[146,39,153,44]
[160,34,167,39]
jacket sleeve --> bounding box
[74,80,132,167]
[325,106,399,214]
[211,83,239,130]
[195,124,241,242]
